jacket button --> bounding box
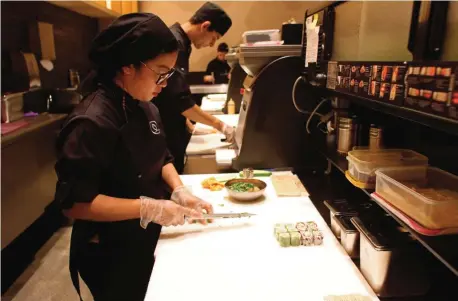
[137,173,142,178]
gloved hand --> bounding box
[171,186,214,225]
[139,196,202,228]
[221,123,235,143]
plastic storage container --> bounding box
[351,216,430,297]
[242,29,280,44]
[347,149,428,185]
[376,166,458,229]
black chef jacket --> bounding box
[154,23,195,174]
[54,82,173,301]
[206,58,231,84]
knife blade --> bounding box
[187,212,256,220]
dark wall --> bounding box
[1,1,98,93]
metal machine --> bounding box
[231,45,321,170]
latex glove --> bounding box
[171,186,214,225]
[221,123,235,143]
[139,196,202,228]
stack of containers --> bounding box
[351,214,430,297]
[346,149,428,189]
[324,199,376,259]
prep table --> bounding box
[184,114,239,174]
[145,174,379,301]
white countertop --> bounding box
[145,174,379,301]
[186,114,239,156]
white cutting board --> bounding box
[146,175,379,301]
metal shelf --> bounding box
[313,134,458,277]
[329,89,458,137]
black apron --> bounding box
[60,102,169,301]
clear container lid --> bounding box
[348,149,428,169]
[242,29,280,37]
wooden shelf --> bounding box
[47,1,120,18]
[311,133,458,276]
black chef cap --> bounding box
[89,13,178,68]
[191,2,232,36]
[217,42,229,53]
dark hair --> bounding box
[217,42,229,53]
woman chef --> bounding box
[54,13,212,301]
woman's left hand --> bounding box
[171,186,214,225]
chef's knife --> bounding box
[187,212,256,220]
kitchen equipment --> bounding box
[233,48,319,170]
[225,178,267,201]
[241,168,254,179]
[223,54,246,114]
[271,173,309,197]
[189,84,228,95]
[242,29,280,45]
[1,92,25,123]
[337,117,358,154]
[376,166,458,229]
[188,212,256,220]
[69,69,80,88]
[335,215,359,258]
[23,88,51,114]
[369,125,383,149]
[48,88,82,114]
[351,216,430,297]
[347,149,428,185]
[323,199,359,239]
[22,52,41,89]
[281,20,303,45]
[237,44,301,77]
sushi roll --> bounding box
[290,232,301,246]
[278,232,291,247]
[284,223,295,229]
[274,224,285,236]
[295,222,307,231]
[313,230,323,245]
[307,221,319,231]
[275,227,287,239]
[286,225,299,233]
[300,231,314,246]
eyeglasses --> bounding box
[140,61,175,85]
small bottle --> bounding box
[227,98,236,114]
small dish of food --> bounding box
[225,179,267,201]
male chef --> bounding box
[154,2,234,174]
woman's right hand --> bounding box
[139,197,202,228]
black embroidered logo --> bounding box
[149,121,160,134]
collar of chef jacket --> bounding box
[170,23,192,73]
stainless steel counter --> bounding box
[189,84,228,95]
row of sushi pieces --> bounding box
[274,221,323,247]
